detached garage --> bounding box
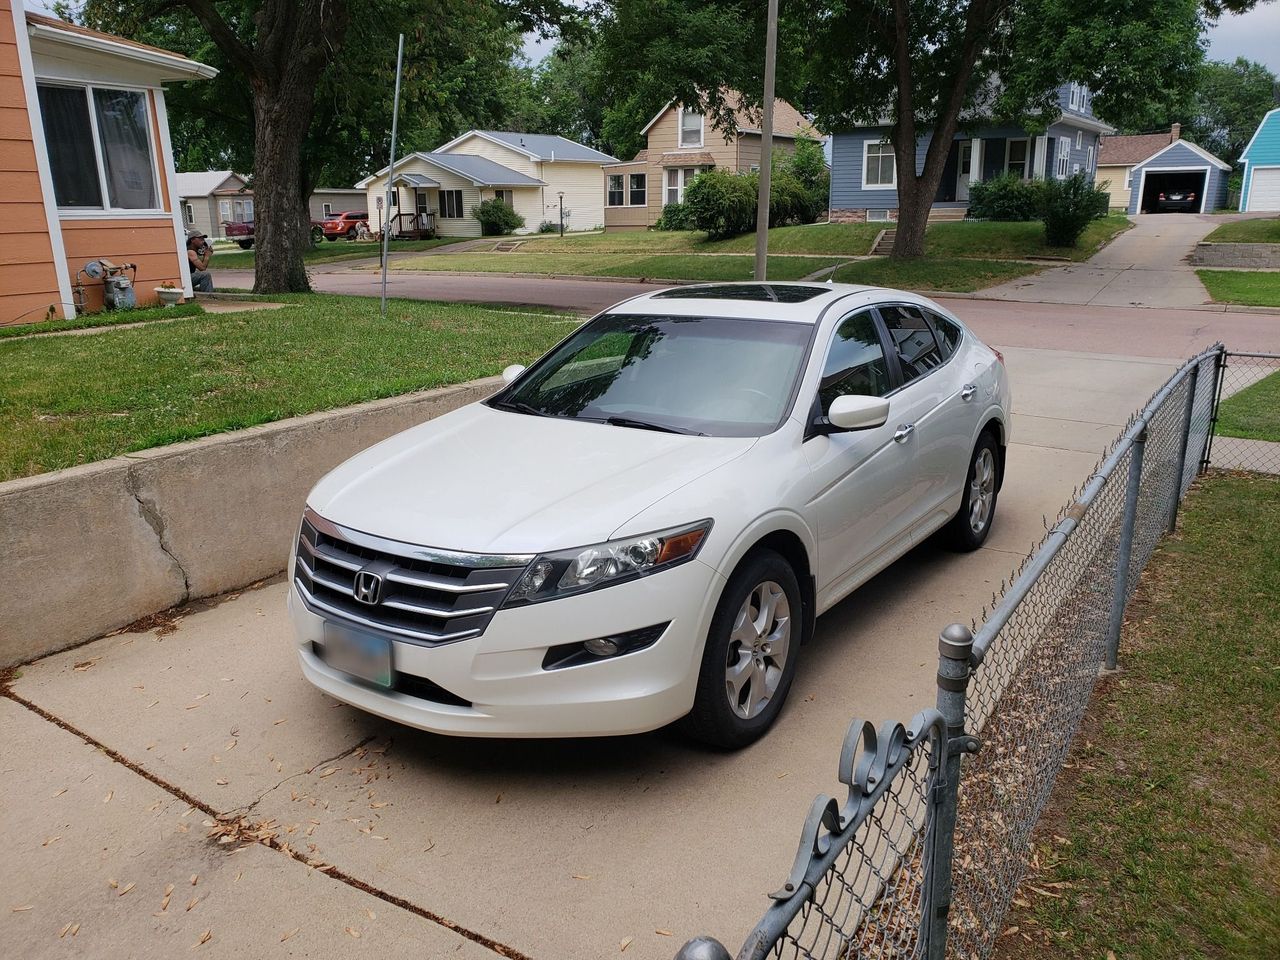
[1127,139,1231,215]
[1240,107,1280,212]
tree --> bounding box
[1184,58,1279,166]
[79,0,571,293]
[597,0,1262,259]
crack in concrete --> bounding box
[125,469,192,600]
[231,734,377,819]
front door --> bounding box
[956,142,973,202]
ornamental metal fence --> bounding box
[676,344,1273,960]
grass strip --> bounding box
[1196,269,1280,307]
[211,237,465,270]
[390,252,842,282]
[1203,217,1280,244]
[1216,369,1280,442]
[925,214,1132,262]
[0,303,204,339]
[830,256,1041,292]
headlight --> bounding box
[502,520,713,606]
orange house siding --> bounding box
[61,219,184,312]
[0,0,65,324]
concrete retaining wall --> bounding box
[1191,242,1280,268]
[0,377,500,667]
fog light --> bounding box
[584,636,620,657]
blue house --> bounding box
[1123,139,1230,215]
[829,82,1114,222]
[1239,107,1280,212]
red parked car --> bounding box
[321,210,369,240]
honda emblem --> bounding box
[353,569,384,605]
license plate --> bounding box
[323,622,393,688]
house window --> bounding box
[1005,138,1029,179]
[666,167,700,205]
[495,189,514,206]
[1082,87,1091,113]
[628,173,646,206]
[607,174,624,206]
[1056,137,1071,178]
[183,202,194,225]
[1124,169,1132,190]
[38,83,159,210]
[1068,82,1081,111]
[678,107,703,148]
[440,189,464,218]
[1086,146,1094,171]
[867,209,892,222]
[218,199,231,222]
[322,202,333,217]
[1075,130,1083,150]
[232,198,251,222]
[862,140,896,188]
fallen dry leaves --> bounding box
[194,929,212,947]
[281,927,300,942]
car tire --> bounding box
[237,240,253,250]
[680,549,803,749]
[346,227,357,240]
[325,235,337,242]
[945,431,1000,552]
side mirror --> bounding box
[501,364,526,385]
[827,394,890,431]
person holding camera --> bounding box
[186,229,214,292]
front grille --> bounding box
[293,511,528,645]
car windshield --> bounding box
[495,313,813,437]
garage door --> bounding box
[1248,168,1280,211]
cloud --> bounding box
[1206,5,1280,71]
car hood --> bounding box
[307,403,756,555]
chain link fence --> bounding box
[676,343,1267,960]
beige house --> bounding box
[603,93,820,231]
[355,131,618,237]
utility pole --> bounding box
[380,33,405,317]
[753,0,779,281]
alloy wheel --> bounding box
[724,581,792,720]
[969,447,996,535]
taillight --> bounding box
[1188,192,1196,200]
[1158,192,1165,200]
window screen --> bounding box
[92,88,156,209]
[879,304,944,383]
[38,85,102,207]
[818,311,891,410]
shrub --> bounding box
[769,168,821,227]
[654,203,695,231]
[684,169,758,239]
[1038,173,1110,247]
[537,219,558,234]
[780,136,830,221]
[967,173,1044,221]
[472,198,525,236]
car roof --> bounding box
[608,282,940,324]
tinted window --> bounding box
[879,304,944,383]
[817,311,891,410]
[653,284,829,303]
[925,310,963,359]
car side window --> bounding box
[925,310,963,360]
[817,311,891,412]
[879,304,944,383]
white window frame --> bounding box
[439,189,464,219]
[322,202,333,217]
[665,167,701,205]
[1004,137,1030,179]
[861,139,896,189]
[1082,87,1091,113]
[1075,130,1083,150]
[1124,168,1132,190]
[183,202,194,225]
[867,209,892,222]
[218,198,232,222]
[494,189,514,206]
[606,174,625,207]
[1068,82,1081,111]
[1086,146,1094,171]
[627,172,646,206]
[1056,137,1071,179]
[37,79,164,217]
[678,107,704,148]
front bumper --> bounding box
[288,559,725,737]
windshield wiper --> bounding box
[604,415,704,436]
[491,398,547,418]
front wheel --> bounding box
[945,432,1000,551]
[236,240,253,250]
[680,550,802,749]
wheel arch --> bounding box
[713,518,817,647]
[977,413,1007,491]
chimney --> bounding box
[1171,122,1181,141]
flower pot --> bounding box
[155,287,183,306]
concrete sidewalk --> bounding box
[1,345,1178,959]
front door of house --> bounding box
[956,142,973,202]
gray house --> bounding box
[828,82,1114,222]
[175,171,366,238]
[1124,139,1230,215]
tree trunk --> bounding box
[251,80,315,293]
[889,128,960,259]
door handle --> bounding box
[893,423,915,443]
[960,383,977,401]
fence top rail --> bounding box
[1225,350,1280,360]
[969,343,1223,666]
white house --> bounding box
[355,130,618,237]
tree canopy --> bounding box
[1183,57,1279,165]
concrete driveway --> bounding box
[3,345,1180,960]
[980,213,1231,308]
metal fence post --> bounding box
[1168,362,1199,533]
[1201,348,1227,473]
[927,624,979,960]
[1105,425,1146,672]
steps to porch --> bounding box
[870,207,967,255]
[872,229,896,255]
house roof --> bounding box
[25,12,217,80]
[1098,132,1174,167]
[657,150,717,166]
[640,92,820,140]
[175,171,247,198]
[1241,107,1280,161]
[439,130,618,164]
[355,152,547,189]
[392,172,441,188]
[1134,138,1231,172]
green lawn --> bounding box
[0,294,574,482]
[390,251,842,282]
[1196,269,1280,307]
[830,256,1041,292]
[1203,217,1280,243]
[1217,370,1280,442]
[513,222,883,256]
[994,473,1280,960]
[0,303,204,339]
[210,237,465,270]
[925,214,1132,261]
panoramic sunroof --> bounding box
[652,283,831,303]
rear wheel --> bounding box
[945,432,1000,551]
[236,240,253,250]
[345,227,357,240]
[681,550,802,749]
[325,235,337,242]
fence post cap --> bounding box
[672,937,733,960]
[938,622,974,659]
